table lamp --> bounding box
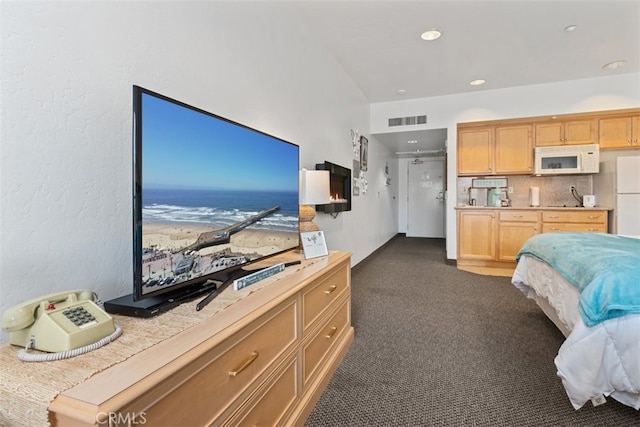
[299,169,330,232]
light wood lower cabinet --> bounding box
[541,210,608,233]
[497,210,540,262]
[457,209,497,261]
[49,251,354,427]
[457,208,608,268]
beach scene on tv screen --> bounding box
[140,93,299,294]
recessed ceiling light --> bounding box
[564,25,577,32]
[408,140,418,144]
[603,60,627,70]
[470,79,486,86]
[397,89,406,95]
[420,29,442,41]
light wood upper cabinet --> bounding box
[598,115,640,149]
[456,109,640,178]
[458,125,532,176]
[534,118,597,146]
[494,124,533,174]
[457,127,493,175]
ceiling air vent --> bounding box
[388,115,427,127]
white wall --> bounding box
[0,2,398,342]
[371,73,640,260]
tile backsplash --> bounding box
[456,174,593,207]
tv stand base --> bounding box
[103,281,216,318]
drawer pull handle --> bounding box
[513,215,523,218]
[325,326,338,339]
[229,351,259,377]
[587,216,599,219]
[548,215,559,219]
[324,285,337,294]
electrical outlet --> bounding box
[570,185,576,192]
[508,186,513,194]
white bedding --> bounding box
[512,255,640,410]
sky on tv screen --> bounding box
[141,92,298,192]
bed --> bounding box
[511,232,640,410]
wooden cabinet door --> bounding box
[563,119,597,145]
[457,210,496,260]
[498,222,539,261]
[535,119,597,146]
[457,128,493,175]
[534,122,563,146]
[494,125,533,174]
[633,116,640,146]
[599,116,633,148]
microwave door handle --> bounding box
[577,153,582,171]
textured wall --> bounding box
[0,2,395,343]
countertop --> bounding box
[454,205,612,210]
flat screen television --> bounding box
[105,86,299,317]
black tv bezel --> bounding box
[131,85,300,303]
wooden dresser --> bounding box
[48,251,353,426]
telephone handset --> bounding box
[2,290,122,362]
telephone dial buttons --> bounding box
[63,306,96,327]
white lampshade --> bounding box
[300,169,330,205]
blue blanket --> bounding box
[516,233,640,327]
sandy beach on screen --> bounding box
[143,222,298,255]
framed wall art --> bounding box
[359,135,368,171]
[352,159,360,196]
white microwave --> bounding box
[534,144,599,175]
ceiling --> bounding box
[292,0,640,157]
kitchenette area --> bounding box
[454,107,640,273]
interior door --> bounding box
[407,158,445,238]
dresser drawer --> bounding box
[303,299,350,386]
[133,299,297,426]
[543,223,607,233]
[542,210,606,223]
[499,210,539,222]
[225,355,299,427]
[302,263,349,332]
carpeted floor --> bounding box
[305,235,639,426]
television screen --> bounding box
[132,86,300,302]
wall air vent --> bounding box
[388,115,427,127]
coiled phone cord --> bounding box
[17,325,123,362]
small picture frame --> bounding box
[300,231,329,259]
[359,136,368,171]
